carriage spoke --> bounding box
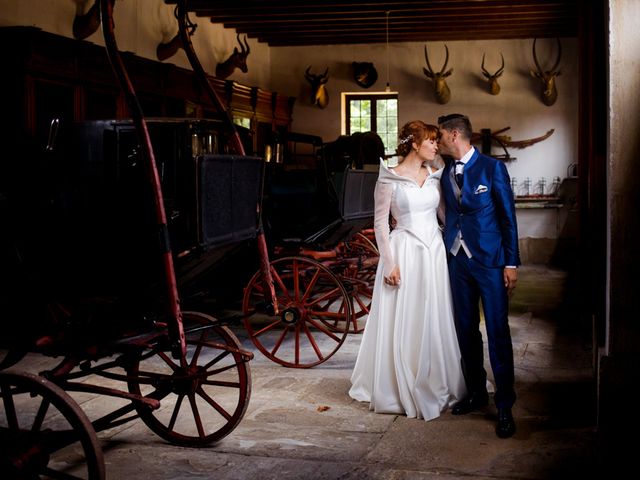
[302,321,325,361]
[253,319,282,337]
[305,316,343,342]
[271,326,290,356]
[167,393,185,431]
[202,349,232,371]
[1,383,19,430]
[197,387,232,421]
[157,351,180,372]
[271,266,293,303]
[187,393,205,438]
[32,396,51,432]
[300,266,321,303]
[305,286,343,308]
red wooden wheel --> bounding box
[126,311,252,447]
[340,231,379,333]
[0,370,105,479]
[243,256,352,368]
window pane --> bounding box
[388,99,398,115]
[345,94,398,155]
[361,100,371,117]
[376,116,387,133]
[350,100,360,117]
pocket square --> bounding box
[474,184,488,194]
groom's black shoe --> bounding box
[451,392,489,415]
[495,408,516,438]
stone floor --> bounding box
[2,264,602,479]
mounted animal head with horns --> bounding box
[304,66,330,109]
[530,38,562,106]
[215,34,251,79]
[481,53,505,95]
[423,44,453,104]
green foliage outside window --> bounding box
[347,95,398,155]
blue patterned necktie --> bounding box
[455,161,464,189]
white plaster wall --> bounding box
[0,0,272,87]
[516,209,562,239]
[271,38,579,196]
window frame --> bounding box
[343,92,398,156]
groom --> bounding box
[437,114,520,438]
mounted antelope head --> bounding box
[304,66,330,109]
[530,38,562,106]
[481,53,505,95]
[215,34,251,79]
[423,44,453,104]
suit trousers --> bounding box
[448,250,516,409]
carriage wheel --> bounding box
[340,232,379,333]
[243,256,352,368]
[0,370,105,479]
[126,311,252,447]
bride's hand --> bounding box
[384,266,401,287]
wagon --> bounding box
[241,132,381,368]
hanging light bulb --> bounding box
[385,11,391,92]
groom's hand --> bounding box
[503,267,518,296]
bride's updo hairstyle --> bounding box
[396,120,440,159]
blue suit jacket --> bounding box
[440,149,520,268]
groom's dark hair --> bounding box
[438,114,473,141]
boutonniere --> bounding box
[474,184,488,194]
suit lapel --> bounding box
[443,161,461,207]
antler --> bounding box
[424,44,449,74]
[531,38,562,106]
[532,38,562,73]
[423,44,452,104]
[240,33,250,54]
[482,53,504,77]
[550,37,562,72]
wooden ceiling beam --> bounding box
[162,0,578,46]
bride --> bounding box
[349,120,465,421]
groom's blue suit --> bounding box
[440,147,520,409]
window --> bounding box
[345,93,398,156]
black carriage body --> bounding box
[263,132,378,250]
[2,118,263,343]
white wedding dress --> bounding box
[349,159,466,421]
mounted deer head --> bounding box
[423,44,453,104]
[215,34,251,79]
[481,52,505,95]
[530,38,562,106]
[304,66,330,109]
